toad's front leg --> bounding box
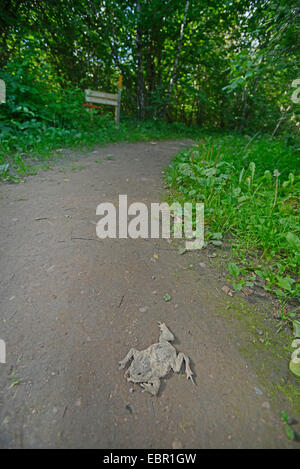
[140,377,160,396]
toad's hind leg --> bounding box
[140,377,160,396]
[119,348,138,370]
[172,352,194,384]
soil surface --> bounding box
[0,140,297,448]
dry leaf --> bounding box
[221,285,233,296]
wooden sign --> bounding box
[84,75,123,126]
[0,80,6,104]
[85,90,118,107]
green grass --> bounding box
[0,117,201,180]
[165,135,300,303]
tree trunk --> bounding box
[239,82,248,131]
[136,0,145,120]
[161,0,189,118]
[0,30,10,67]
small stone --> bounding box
[125,404,133,414]
[139,306,148,313]
[254,386,263,396]
[172,440,183,449]
[261,401,271,409]
[221,285,233,296]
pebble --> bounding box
[172,440,183,449]
[261,401,271,409]
[254,386,263,396]
[125,404,133,414]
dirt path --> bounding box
[0,140,296,448]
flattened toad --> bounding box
[119,322,194,395]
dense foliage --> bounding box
[0,0,299,130]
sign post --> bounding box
[115,75,123,127]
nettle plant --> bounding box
[166,141,300,301]
[166,144,232,197]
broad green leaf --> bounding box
[289,347,300,377]
[232,281,243,291]
[228,262,240,277]
[292,320,300,338]
[286,232,300,252]
[277,276,295,292]
[285,425,295,441]
[211,232,223,240]
[212,240,222,246]
[281,411,289,424]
